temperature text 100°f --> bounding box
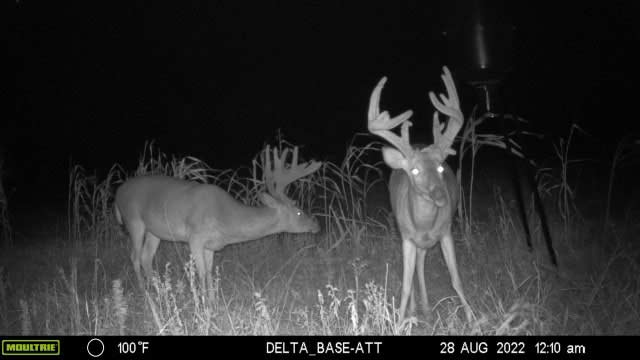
[117,341,150,354]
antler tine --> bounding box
[428,66,464,158]
[290,145,299,171]
[267,146,321,199]
[273,146,290,180]
[262,145,278,196]
[368,77,415,157]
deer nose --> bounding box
[431,187,447,207]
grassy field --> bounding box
[0,133,638,336]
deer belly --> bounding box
[145,218,190,242]
[204,240,226,251]
[414,233,439,249]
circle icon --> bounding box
[87,338,105,358]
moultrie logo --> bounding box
[2,339,60,356]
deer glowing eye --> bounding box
[296,210,302,216]
[411,168,420,176]
[436,165,444,174]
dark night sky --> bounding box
[7,1,640,222]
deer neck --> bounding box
[222,205,283,244]
[407,184,451,238]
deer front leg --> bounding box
[189,237,207,290]
[440,232,473,322]
[204,248,214,291]
[408,282,417,316]
[398,238,417,324]
[416,246,431,317]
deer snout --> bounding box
[430,186,447,207]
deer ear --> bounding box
[259,193,279,208]
[382,147,408,170]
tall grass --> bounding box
[455,108,532,239]
[68,164,125,246]
[604,136,639,233]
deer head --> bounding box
[368,67,463,207]
[260,145,322,233]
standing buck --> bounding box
[114,145,321,289]
[368,67,472,323]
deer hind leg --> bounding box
[126,219,146,288]
[141,232,161,281]
[440,232,473,322]
[415,246,431,317]
[398,238,417,324]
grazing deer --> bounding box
[367,67,473,323]
[114,145,321,289]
